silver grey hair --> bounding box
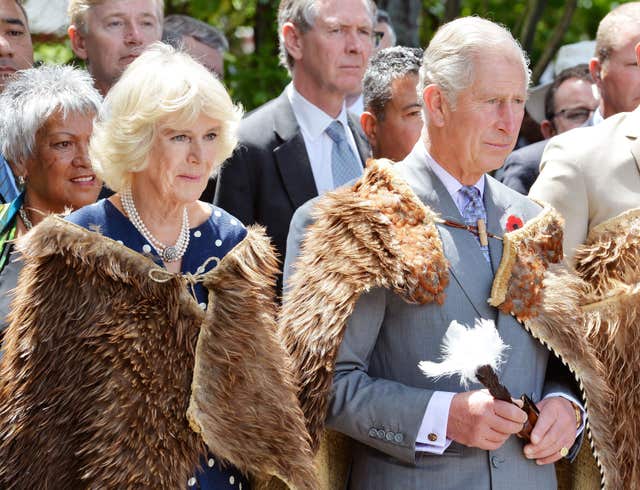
[0,65,102,165]
[277,0,377,73]
[162,14,229,52]
[419,16,531,109]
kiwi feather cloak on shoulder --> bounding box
[277,159,616,490]
[0,217,317,489]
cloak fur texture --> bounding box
[279,159,610,489]
[569,208,640,487]
[0,217,317,489]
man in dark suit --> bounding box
[214,0,374,288]
[499,64,596,194]
[0,0,33,203]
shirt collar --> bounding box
[415,141,485,198]
[592,107,604,126]
[287,83,350,140]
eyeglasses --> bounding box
[374,31,385,47]
[551,107,595,124]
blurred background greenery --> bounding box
[33,0,622,111]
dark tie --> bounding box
[325,120,362,188]
[459,185,490,262]
[0,158,17,204]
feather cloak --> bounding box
[278,159,611,489]
[0,217,317,489]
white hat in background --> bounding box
[525,40,597,124]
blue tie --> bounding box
[0,156,18,204]
[459,185,490,263]
[325,120,362,188]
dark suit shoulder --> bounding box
[500,140,548,195]
[487,174,542,221]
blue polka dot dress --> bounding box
[67,199,251,490]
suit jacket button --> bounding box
[394,433,404,443]
[428,433,438,442]
[368,428,377,438]
[377,429,386,439]
[385,431,394,441]
[491,455,505,468]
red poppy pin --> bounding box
[506,215,524,232]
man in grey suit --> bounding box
[285,17,582,489]
[214,0,373,292]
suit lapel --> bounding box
[396,148,496,319]
[622,109,640,175]
[348,115,371,165]
[272,93,319,210]
[484,176,511,273]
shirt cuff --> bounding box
[415,391,455,454]
[543,392,586,436]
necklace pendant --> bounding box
[162,246,179,262]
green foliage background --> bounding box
[34,0,623,111]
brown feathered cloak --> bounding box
[277,160,613,489]
[0,217,317,489]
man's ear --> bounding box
[68,25,89,61]
[540,119,556,139]
[422,84,447,127]
[589,57,602,87]
[360,111,378,152]
[282,22,304,63]
[636,41,640,66]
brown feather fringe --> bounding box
[279,159,449,451]
[489,203,564,321]
[571,209,640,487]
[0,216,316,489]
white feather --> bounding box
[418,319,509,388]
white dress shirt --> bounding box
[286,83,361,195]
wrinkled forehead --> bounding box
[87,0,162,21]
[312,0,374,28]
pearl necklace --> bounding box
[121,187,190,262]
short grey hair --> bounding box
[162,14,228,52]
[595,2,640,62]
[419,16,530,109]
[277,0,377,73]
[0,65,102,165]
[363,46,422,119]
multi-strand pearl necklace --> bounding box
[121,187,190,263]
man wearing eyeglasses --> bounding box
[500,64,596,194]
[529,2,640,264]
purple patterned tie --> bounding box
[459,185,490,262]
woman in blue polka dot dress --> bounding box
[0,44,316,489]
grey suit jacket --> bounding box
[285,145,577,490]
[214,90,370,292]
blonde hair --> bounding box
[68,0,164,33]
[90,42,243,193]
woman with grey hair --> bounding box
[0,43,316,490]
[0,64,102,333]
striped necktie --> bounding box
[459,185,490,263]
[325,120,362,188]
